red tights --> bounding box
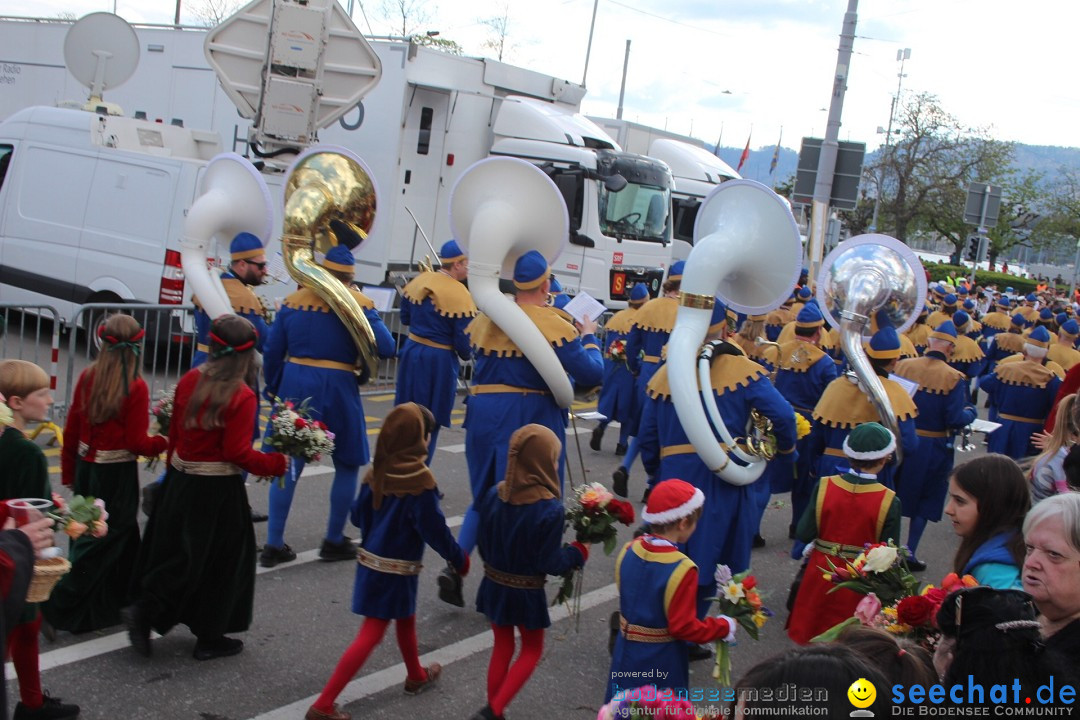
[8,613,43,708]
[487,623,544,717]
[312,615,424,713]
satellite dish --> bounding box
[64,12,139,108]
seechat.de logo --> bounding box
[849,677,877,717]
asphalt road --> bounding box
[13,389,974,720]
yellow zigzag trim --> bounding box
[631,297,677,333]
[401,271,477,319]
[646,352,767,401]
[467,304,578,358]
[813,376,918,428]
[282,287,375,313]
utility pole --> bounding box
[616,40,631,120]
[869,48,910,233]
[807,0,858,283]
[581,0,600,88]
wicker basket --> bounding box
[27,556,70,603]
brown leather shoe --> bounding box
[305,703,351,720]
[403,662,442,695]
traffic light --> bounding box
[966,236,980,262]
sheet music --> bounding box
[970,419,1002,434]
[888,373,919,398]
[563,292,606,324]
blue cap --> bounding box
[513,250,549,290]
[943,293,958,306]
[629,283,649,303]
[1026,293,1037,302]
[1027,326,1052,348]
[322,244,355,274]
[1006,286,1015,294]
[797,286,813,300]
[230,231,263,261]
[438,239,466,263]
[796,302,824,328]
[549,276,563,294]
[1011,313,1027,327]
[931,284,945,297]
[1062,320,1080,337]
[553,292,570,310]
[997,296,1012,310]
[951,311,970,330]
[707,297,729,335]
[668,261,685,282]
[1039,308,1054,322]
[931,320,958,341]
[1057,312,1069,327]
[799,267,809,279]
[963,299,976,311]
[958,286,969,296]
[865,315,901,360]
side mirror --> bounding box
[604,174,628,193]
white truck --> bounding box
[0,11,675,309]
[588,118,740,262]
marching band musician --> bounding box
[904,305,933,357]
[789,285,813,318]
[808,317,919,491]
[763,291,797,342]
[961,299,983,338]
[926,293,958,329]
[982,313,1029,377]
[979,296,1014,342]
[757,302,837,539]
[1049,319,1080,372]
[438,250,603,608]
[191,232,271,368]
[613,261,684,499]
[1018,293,1040,324]
[947,311,987,381]
[892,320,977,571]
[394,239,477,462]
[591,283,649,457]
[260,245,397,568]
[638,299,796,618]
[978,325,1063,460]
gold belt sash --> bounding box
[288,357,356,372]
[196,343,210,354]
[619,614,673,643]
[357,548,420,575]
[78,442,135,464]
[999,413,1043,425]
[642,354,661,363]
[408,333,452,351]
[916,429,949,438]
[483,563,545,589]
[170,455,242,476]
[814,539,867,560]
[824,447,847,458]
[469,384,550,396]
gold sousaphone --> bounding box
[280,147,380,381]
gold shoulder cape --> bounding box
[813,375,918,428]
[631,297,677,333]
[282,287,375,312]
[905,324,932,348]
[192,277,265,316]
[899,334,918,359]
[994,358,1057,388]
[466,304,578,357]
[894,356,964,395]
[1048,344,1080,372]
[647,350,765,401]
[766,307,795,327]
[952,335,985,363]
[981,312,1011,331]
[778,340,827,373]
[993,332,1027,354]
[604,307,638,335]
[401,271,477,319]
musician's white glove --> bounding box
[716,615,737,643]
[802,541,814,559]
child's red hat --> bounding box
[642,479,704,525]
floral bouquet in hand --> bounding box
[49,494,108,540]
[257,397,335,486]
[711,565,771,687]
[553,483,635,617]
[819,540,920,607]
[144,385,176,472]
[607,338,628,363]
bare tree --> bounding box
[189,0,241,27]
[479,3,512,62]
[380,0,433,38]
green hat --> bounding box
[843,422,896,461]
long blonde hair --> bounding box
[183,314,257,430]
[1033,394,1080,469]
[87,313,144,424]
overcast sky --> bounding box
[1,0,1074,153]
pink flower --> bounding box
[65,521,88,539]
[90,520,108,538]
[93,498,109,522]
[51,493,67,513]
[855,592,882,625]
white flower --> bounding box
[722,582,745,603]
[864,545,898,573]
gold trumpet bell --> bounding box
[281,148,381,382]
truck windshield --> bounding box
[598,181,670,242]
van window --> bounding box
[672,197,699,244]
[551,172,583,231]
[0,145,12,191]
[417,107,433,155]
[83,159,177,259]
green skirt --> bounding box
[133,467,256,640]
[42,459,140,633]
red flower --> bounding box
[609,499,635,525]
[897,595,934,627]
[314,420,328,430]
[294,417,308,429]
[743,575,757,590]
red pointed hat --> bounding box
[642,478,704,525]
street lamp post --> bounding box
[868,48,911,234]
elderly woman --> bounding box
[1023,493,1080,665]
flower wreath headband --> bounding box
[209,331,256,359]
[97,322,146,394]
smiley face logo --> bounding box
[847,677,876,709]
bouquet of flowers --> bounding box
[794,412,811,439]
[145,385,176,471]
[607,338,628,362]
[49,494,108,540]
[819,540,920,606]
[257,397,335,486]
[711,564,771,686]
[554,483,635,617]
[597,687,700,719]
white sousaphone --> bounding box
[180,152,273,319]
[450,157,575,408]
[667,180,802,485]
[815,234,926,463]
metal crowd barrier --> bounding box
[0,303,62,391]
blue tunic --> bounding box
[596,312,636,428]
[350,485,465,618]
[639,357,796,576]
[978,359,1062,460]
[263,288,396,467]
[474,487,584,629]
[626,298,676,435]
[192,272,270,368]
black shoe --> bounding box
[469,706,504,720]
[140,483,160,518]
[40,617,57,643]
[13,692,80,720]
[612,467,629,498]
[907,557,928,572]
[590,426,605,452]
[437,563,464,607]
[614,442,628,456]
[192,635,244,661]
[788,525,796,540]
[122,603,152,658]
[753,533,766,548]
[641,486,651,504]
[608,611,620,656]
[318,538,356,562]
[259,543,297,569]
[250,509,269,523]
[687,642,714,662]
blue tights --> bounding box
[907,516,928,558]
[265,458,360,549]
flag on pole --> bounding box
[712,124,724,158]
[737,133,751,172]
[769,129,783,175]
